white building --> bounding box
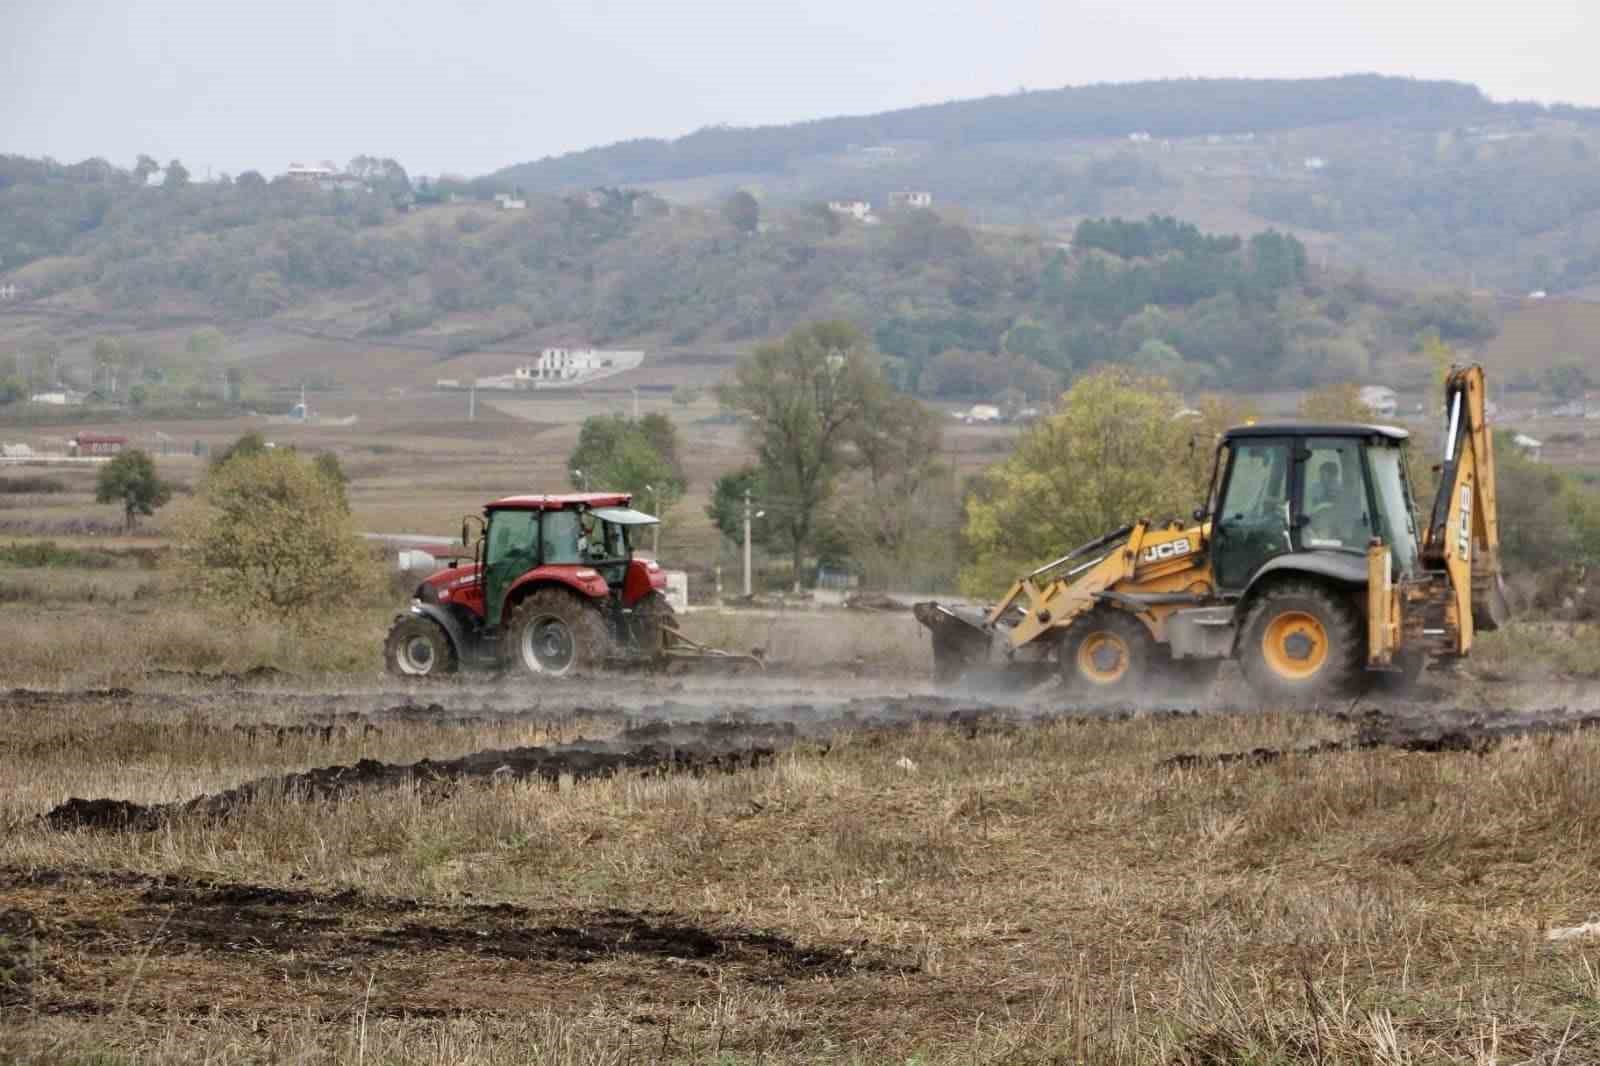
[31,391,86,406]
[514,347,643,387]
[0,283,18,300]
[1128,131,1152,143]
[889,190,933,209]
[283,162,338,183]
[827,200,872,221]
[1304,156,1328,171]
[1359,385,1398,418]
[494,193,527,211]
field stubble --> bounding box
[3,678,1600,1063]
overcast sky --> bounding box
[3,0,1596,178]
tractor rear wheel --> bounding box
[384,615,458,678]
[1239,582,1362,705]
[634,591,676,660]
[505,589,612,678]
[1059,609,1154,699]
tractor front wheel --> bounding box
[384,615,458,678]
[1239,582,1362,705]
[1059,609,1154,700]
[505,589,611,678]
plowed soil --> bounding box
[0,867,905,1019]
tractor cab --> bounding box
[475,494,659,627]
[1208,423,1419,593]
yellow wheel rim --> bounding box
[1076,631,1131,685]
[1261,611,1329,681]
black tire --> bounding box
[384,615,458,678]
[1238,581,1363,705]
[634,591,676,660]
[503,588,612,677]
[1059,609,1155,699]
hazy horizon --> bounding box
[5,0,1599,179]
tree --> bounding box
[314,451,349,511]
[721,190,760,234]
[836,394,955,589]
[95,449,172,531]
[175,449,380,615]
[707,466,772,548]
[211,431,267,469]
[1298,383,1374,421]
[960,370,1201,594]
[92,336,124,396]
[236,170,267,191]
[164,159,191,188]
[133,155,160,185]
[568,414,686,518]
[719,320,890,589]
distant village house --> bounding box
[494,193,527,211]
[513,347,642,387]
[827,200,872,222]
[889,191,933,209]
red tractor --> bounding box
[385,493,683,678]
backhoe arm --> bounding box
[1422,364,1508,652]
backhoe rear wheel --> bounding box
[1239,582,1362,705]
[504,589,612,678]
[1059,609,1154,700]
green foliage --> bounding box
[174,449,382,615]
[960,370,1204,594]
[211,431,267,469]
[94,449,172,531]
[721,191,760,234]
[568,414,686,517]
[0,475,65,494]
[0,540,118,568]
[1298,383,1376,422]
[707,466,771,549]
[1494,430,1600,576]
[719,321,893,587]
[313,452,350,512]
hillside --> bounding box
[495,75,1600,294]
[0,151,1496,409]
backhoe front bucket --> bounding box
[914,601,994,682]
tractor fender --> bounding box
[406,602,472,661]
[503,567,610,614]
[1232,551,1369,654]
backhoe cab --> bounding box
[917,365,1505,702]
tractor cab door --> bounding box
[1212,438,1293,591]
[483,509,539,627]
[1295,438,1377,555]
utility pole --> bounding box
[742,489,753,598]
[646,484,660,556]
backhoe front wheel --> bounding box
[1239,582,1362,705]
[505,589,611,677]
[1059,609,1154,699]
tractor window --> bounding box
[1296,438,1372,552]
[486,510,536,566]
[540,510,583,565]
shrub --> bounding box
[173,449,384,616]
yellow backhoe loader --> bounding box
[916,365,1508,701]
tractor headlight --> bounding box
[417,582,440,605]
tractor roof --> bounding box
[487,492,632,511]
[1223,422,1409,442]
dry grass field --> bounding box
[5,681,1600,1064]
